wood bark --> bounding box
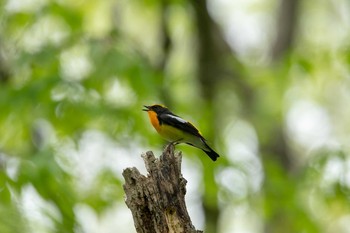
[122,144,202,233]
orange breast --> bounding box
[147,110,161,132]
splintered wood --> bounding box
[122,144,202,233]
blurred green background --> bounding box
[1,0,350,232]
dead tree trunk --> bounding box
[122,144,202,233]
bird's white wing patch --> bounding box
[166,114,187,124]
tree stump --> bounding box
[122,144,202,233]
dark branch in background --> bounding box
[191,0,232,99]
[261,127,292,172]
[267,0,300,171]
[271,0,300,60]
[0,42,11,84]
[190,1,300,232]
[123,144,202,233]
[190,1,248,232]
[159,0,171,71]
[263,0,300,232]
[190,0,253,110]
[190,2,228,232]
[158,0,173,107]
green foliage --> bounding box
[0,0,350,232]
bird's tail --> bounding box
[202,145,220,161]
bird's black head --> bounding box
[143,104,170,114]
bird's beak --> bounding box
[143,105,150,111]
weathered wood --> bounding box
[122,144,202,233]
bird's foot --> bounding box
[164,139,182,151]
[170,138,183,146]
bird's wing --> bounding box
[159,113,204,138]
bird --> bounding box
[143,104,220,161]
